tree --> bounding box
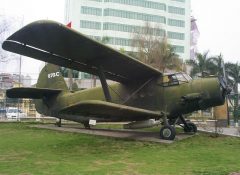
[210,53,224,76]
[0,16,13,63]
[225,62,240,94]
[186,51,215,77]
[225,62,240,125]
[60,67,79,90]
[131,22,182,72]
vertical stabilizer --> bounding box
[36,63,68,90]
[34,63,67,116]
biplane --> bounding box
[2,20,230,140]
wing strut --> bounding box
[98,66,112,102]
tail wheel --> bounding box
[160,125,176,140]
[184,122,197,133]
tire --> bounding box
[184,122,197,133]
[160,125,176,140]
[83,122,91,129]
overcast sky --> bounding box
[191,0,240,63]
[1,0,65,83]
[1,0,239,83]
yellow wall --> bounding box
[213,101,228,120]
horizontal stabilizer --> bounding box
[60,100,161,121]
[7,87,62,99]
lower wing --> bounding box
[59,100,162,121]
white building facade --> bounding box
[65,0,191,60]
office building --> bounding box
[65,0,191,60]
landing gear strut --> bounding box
[159,115,176,140]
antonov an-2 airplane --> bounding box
[2,20,230,140]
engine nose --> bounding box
[195,77,227,109]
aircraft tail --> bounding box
[33,63,68,115]
[6,64,68,116]
[36,63,68,90]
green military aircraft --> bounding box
[2,20,230,140]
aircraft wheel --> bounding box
[55,118,61,127]
[160,125,176,140]
[83,122,91,129]
[184,122,197,133]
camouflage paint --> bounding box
[35,64,225,122]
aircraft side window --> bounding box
[175,73,191,84]
[158,75,179,87]
[168,75,179,85]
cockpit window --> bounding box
[158,72,192,87]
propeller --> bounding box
[218,75,232,98]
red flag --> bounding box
[66,22,72,28]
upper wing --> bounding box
[60,100,161,121]
[6,87,62,99]
[2,20,162,83]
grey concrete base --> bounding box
[31,124,195,144]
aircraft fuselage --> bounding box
[38,75,224,122]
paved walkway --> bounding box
[198,126,240,137]
[31,124,195,144]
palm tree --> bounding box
[225,62,240,125]
[186,51,215,77]
[210,53,224,76]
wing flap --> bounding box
[2,20,162,83]
[6,87,62,99]
[60,100,161,121]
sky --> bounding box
[0,0,65,83]
[191,0,240,63]
[0,0,240,83]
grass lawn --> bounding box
[0,123,240,175]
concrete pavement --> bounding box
[198,126,240,137]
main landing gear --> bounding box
[55,118,62,127]
[160,125,176,140]
[83,122,91,129]
[159,115,197,140]
[159,116,176,140]
[179,115,197,133]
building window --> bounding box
[81,6,102,16]
[103,22,165,36]
[168,19,185,27]
[87,36,132,46]
[104,0,166,11]
[79,72,92,79]
[87,35,184,53]
[87,35,101,41]
[88,0,102,2]
[107,37,132,46]
[172,45,184,53]
[80,20,101,30]
[167,31,185,40]
[171,0,185,2]
[104,8,166,23]
[168,6,185,15]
